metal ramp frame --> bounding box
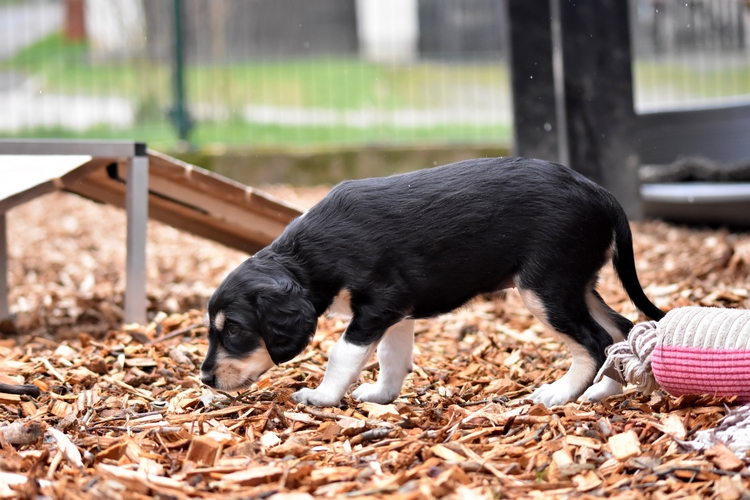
[0,139,303,325]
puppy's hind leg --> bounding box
[579,289,632,402]
[518,285,610,407]
[352,319,414,404]
[293,336,378,407]
[585,289,631,344]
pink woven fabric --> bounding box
[652,345,750,402]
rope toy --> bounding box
[595,307,750,402]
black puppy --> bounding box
[200,157,664,407]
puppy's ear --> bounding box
[256,276,317,365]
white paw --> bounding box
[352,383,399,404]
[292,387,342,407]
[529,381,580,407]
[578,377,622,402]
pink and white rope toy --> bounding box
[595,307,750,402]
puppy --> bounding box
[200,157,664,407]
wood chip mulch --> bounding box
[2,187,750,500]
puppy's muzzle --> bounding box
[199,344,276,392]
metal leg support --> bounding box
[0,212,8,320]
[124,155,149,325]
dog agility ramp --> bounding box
[71,150,303,254]
[0,140,303,323]
[1,147,302,253]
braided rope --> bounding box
[596,320,660,394]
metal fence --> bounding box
[631,0,750,111]
[0,0,748,151]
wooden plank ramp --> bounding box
[2,150,304,254]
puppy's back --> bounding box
[302,157,613,239]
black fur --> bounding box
[201,157,664,390]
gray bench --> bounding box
[641,182,750,228]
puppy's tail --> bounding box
[611,209,666,322]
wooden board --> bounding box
[68,151,303,253]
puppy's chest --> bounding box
[326,290,353,319]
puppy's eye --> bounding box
[226,323,240,336]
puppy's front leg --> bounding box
[292,335,377,407]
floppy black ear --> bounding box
[255,276,317,365]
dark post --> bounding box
[506,0,559,162]
[557,0,641,219]
[170,0,193,143]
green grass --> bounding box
[0,0,28,7]
[633,57,750,104]
[1,33,512,150]
[4,34,509,109]
[191,58,510,110]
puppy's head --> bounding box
[200,258,317,391]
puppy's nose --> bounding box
[200,372,216,387]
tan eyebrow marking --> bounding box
[214,310,226,331]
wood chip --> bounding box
[260,432,282,448]
[714,474,746,500]
[283,411,318,424]
[267,439,310,458]
[337,417,366,436]
[565,435,602,450]
[359,402,400,419]
[47,427,83,469]
[185,435,222,467]
[608,431,642,461]
[573,470,603,492]
[705,443,745,472]
[220,466,284,486]
[430,444,467,462]
[552,448,574,468]
[48,399,73,418]
[124,357,158,368]
[658,413,687,439]
[0,392,21,405]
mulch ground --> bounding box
[2,186,750,500]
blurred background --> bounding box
[0,0,749,181]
